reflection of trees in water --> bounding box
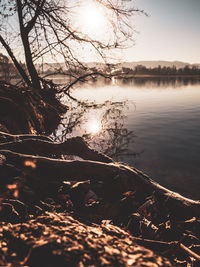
[52,99,136,160]
[117,76,200,88]
[83,101,137,160]
[84,76,200,88]
[70,76,200,89]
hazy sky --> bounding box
[122,0,200,63]
[0,0,199,64]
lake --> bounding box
[55,76,200,200]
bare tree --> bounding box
[0,0,144,91]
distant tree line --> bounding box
[0,53,11,80]
[0,53,27,81]
[121,64,200,76]
[1,53,200,83]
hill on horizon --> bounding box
[114,60,200,69]
[36,60,200,73]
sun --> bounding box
[76,1,106,37]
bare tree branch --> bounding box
[26,0,45,34]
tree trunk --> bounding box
[22,34,42,90]
[16,0,41,91]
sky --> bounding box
[0,0,199,64]
[122,0,200,63]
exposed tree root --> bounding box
[0,149,200,219]
[0,136,113,163]
[0,82,66,134]
[0,131,53,143]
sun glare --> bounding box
[77,1,106,37]
[87,119,101,134]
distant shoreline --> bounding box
[2,73,199,83]
[115,74,200,79]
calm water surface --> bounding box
[60,77,200,199]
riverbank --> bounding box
[0,82,200,266]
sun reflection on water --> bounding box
[87,119,101,134]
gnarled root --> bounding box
[1,149,200,219]
[0,135,112,163]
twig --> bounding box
[132,237,200,261]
